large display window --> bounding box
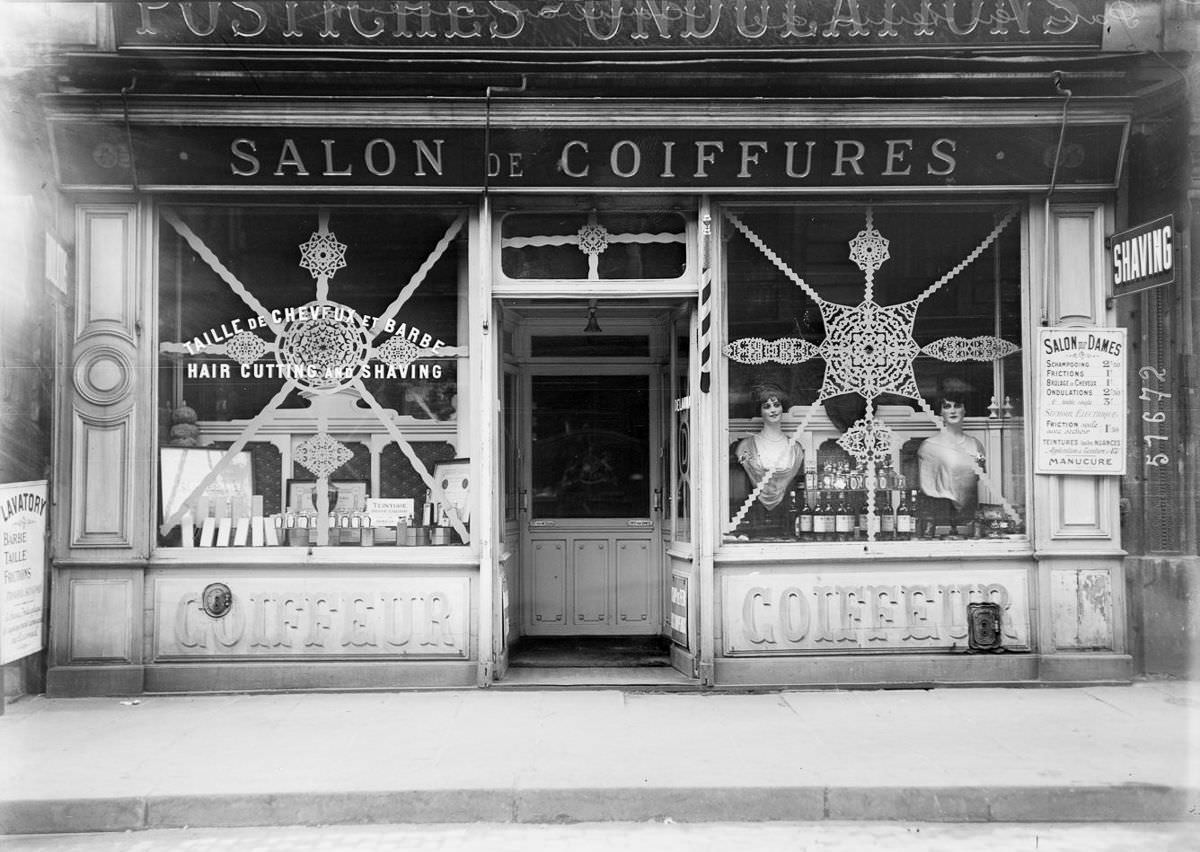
[723,203,1027,545]
[156,204,468,550]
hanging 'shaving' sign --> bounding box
[117,0,1110,51]
[1109,215,1174,298]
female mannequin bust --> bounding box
[918,392,985,521]
[735,383,804,534]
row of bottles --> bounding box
[788,489,919,542]
[278,489,458,546]
[804,459,907,493]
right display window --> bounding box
[723,203,1026,545]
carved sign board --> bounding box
[154,575,470,659]
[0,480,48,665]
[115,1,1108,52]
[50,121,1128,191]
[722,568,1030,653]
[1034,327,1126,475]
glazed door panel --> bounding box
[522,370,662,636]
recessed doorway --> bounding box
[496,299,693,683]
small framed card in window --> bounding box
[286,479,368,513]
[433,458,471,524]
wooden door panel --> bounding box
[572,539,609,625]
[616,538,652,625]
[531,539,566,626]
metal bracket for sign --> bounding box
[529,519,557,528]
[1106,278,1173,309]
[627,519,654,528]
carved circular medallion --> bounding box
[73,345,134,406]
[276,300,370,393]
[202,582,233,619]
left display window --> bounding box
[156,204,468,549]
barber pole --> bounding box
[699,208,713,393]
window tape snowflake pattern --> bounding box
[836,417,894,468]
[157,207,472,545]
[294,433,354,479]
[298,230,348,280]
[576,223,611,257]
[724,337,819,365]
[722,206,1022,536]
[376,336,422,370]
[818,299,922,402]
[224,331,269,366]
[276,300,371,393]
[921,336,1021,363]
[848,222,890,274]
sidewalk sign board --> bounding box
[1,480,49,665]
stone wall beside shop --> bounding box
[1125,556,1199,679]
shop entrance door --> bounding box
[520,365,664,637]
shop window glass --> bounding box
[530,375,650,519]
[500,210,687,280]
[723,204,1026,545]
[157,204,467,549]
[673,322,692,543]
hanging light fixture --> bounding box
[583,298,602,333]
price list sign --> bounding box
[1035,328,1126,475]
[1,480,48,665]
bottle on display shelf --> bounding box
[341,505,359,546]
[796,491,814,540]
[878,490,897,538]
[834,492,853,541]
[808,492,822,541]
[895,490,914,540]
[856,496,870,541]
[787,489,799,537]
[848,468,863,492]
[805,467,817,491]
[833,462,847,491]
[823,492,838,541]
[819,463,833,490]
[422,489,434,528]
[359,507,374,547]
[812,492,830,541]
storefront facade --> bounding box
[14,1,1190,695]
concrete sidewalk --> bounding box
[1,681,1197,835]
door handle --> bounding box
[518,488,528,513]
[652,488,663,514]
